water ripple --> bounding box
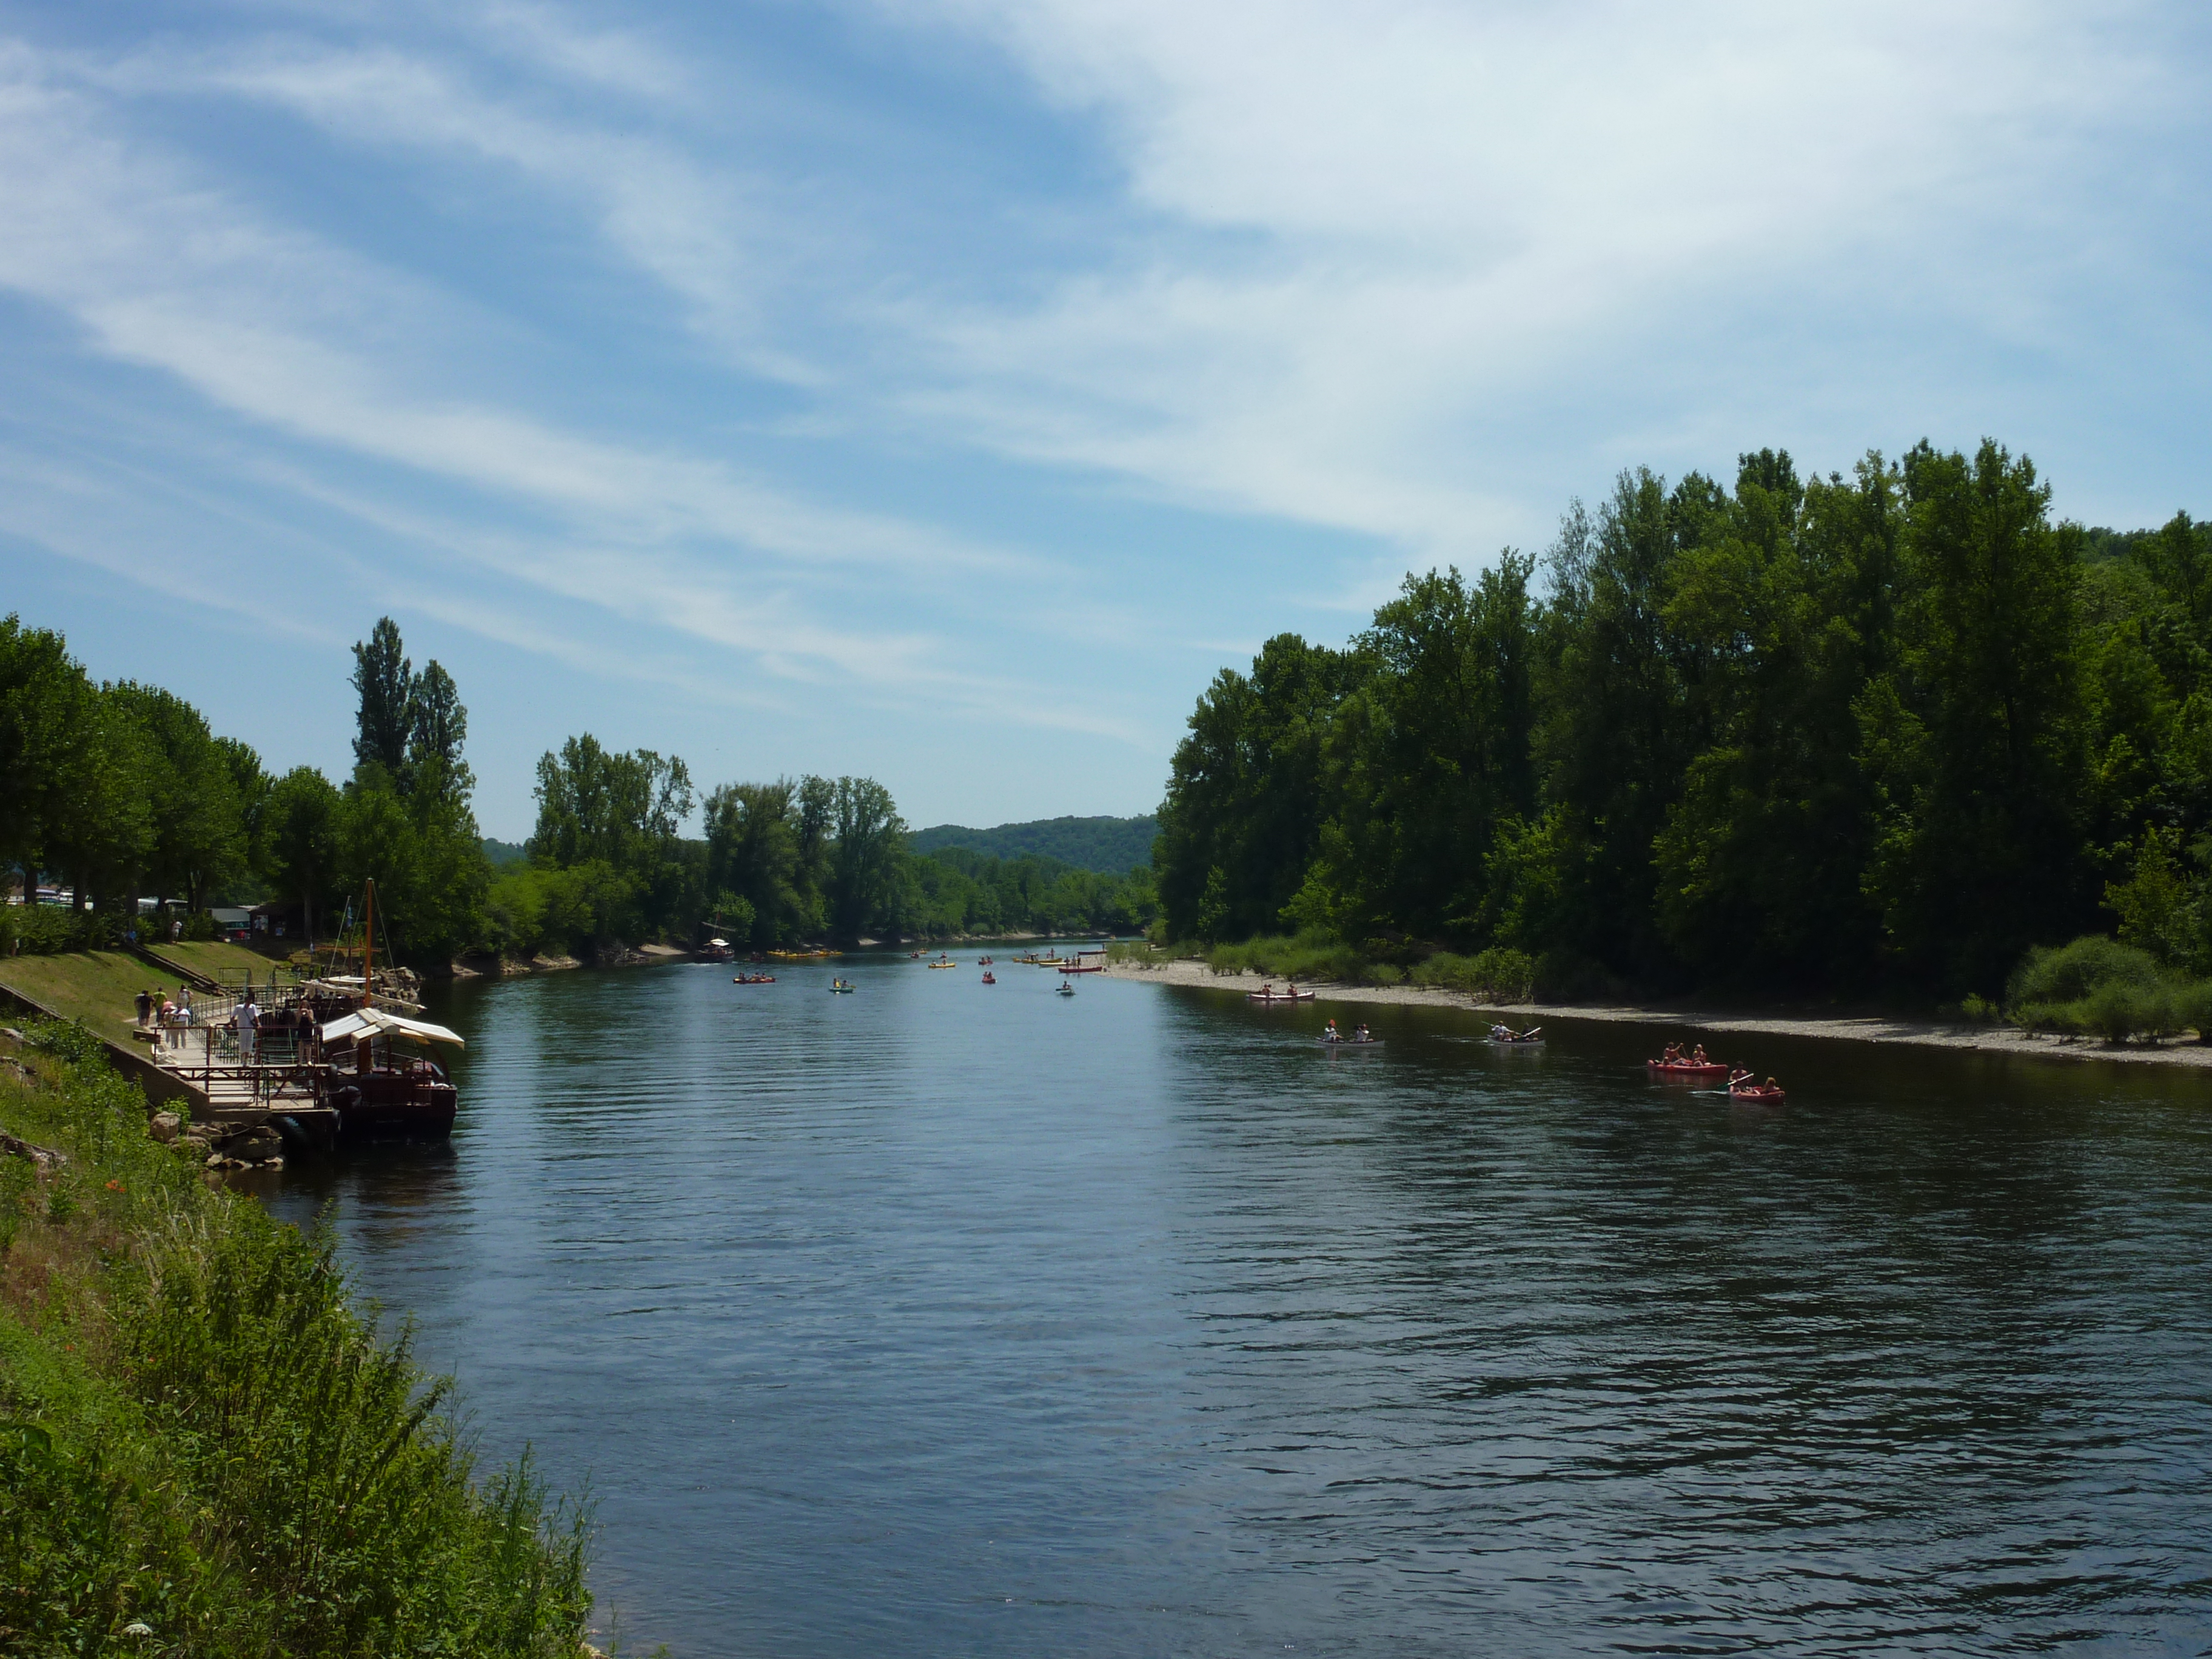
[264,959,2212,1657]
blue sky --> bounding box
[4,1,2208,839]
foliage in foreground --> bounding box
[0,1023,593,1658]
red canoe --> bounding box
[1646,1060,1728,1078]
[1729,1084,1786,1103]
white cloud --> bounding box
[871,0,2196,553]
[0,39,1074,687]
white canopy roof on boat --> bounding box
[319,1006,466,1048]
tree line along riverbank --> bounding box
[1,615,1160,972]
[1144,440,2212,1044]
[0,1019,598,1654]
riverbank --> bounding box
[1103,957,2212,1071]
[0,1021,597,1653]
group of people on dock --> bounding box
[133,985,318,1063]
[136,985,196,1048]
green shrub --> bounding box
[1205,931,1366,983]
[0,1022,596,1656]
[0,906,125,956]
[2006,935,2163,1007]
[1409,947,1537,1002]
[2002,934,2212,1043]
[2176,980,2212,1043]
[1957,993,1999,1024]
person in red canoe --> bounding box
[1729,1068,1754,1088]
[1691,1044,1710,1065]
[1663,1042,1684,1064]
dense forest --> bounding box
[909,814,1158,873]
[1155,441,2212,1005]
[0,617,1156,965]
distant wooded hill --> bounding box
[481,838,529,868]
[908,814,1158,873]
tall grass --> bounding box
[0,1021,595,1657]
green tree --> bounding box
[1859,440,2094,991]
[107,682,253,915]
[827,776,905,943]
[0,616,96,905]
[529,736,695,946]
[350,617,414,776]
[407,659,474,803]
[257,766,344,943]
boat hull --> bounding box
[320,1070,458,1139]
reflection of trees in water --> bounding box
[262,1140,464,1256]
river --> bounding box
[260,954,2212,1656]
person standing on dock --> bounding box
[237,994,258,1062]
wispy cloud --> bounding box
[867,0,2200,549]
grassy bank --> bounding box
[0,943,297,1044]
[0,1021,597,1657]
[0,952,163,1042]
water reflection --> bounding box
[260,961,2212,1657]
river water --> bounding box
[260,955,2212,1657]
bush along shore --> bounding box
[0,1019,599,1657]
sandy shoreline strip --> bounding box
[1101,957,2212,1073]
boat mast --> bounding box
[364,878,375,1009]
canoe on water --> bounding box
[1730,1084,1786,1103]
[1647,1060,1728,1077]
[1321,1036,1382,1048]
[1247,990,1316,1002]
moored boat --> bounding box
[309,877,462,1139]
[732,973,777,984]
[315,1005,463,1138]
